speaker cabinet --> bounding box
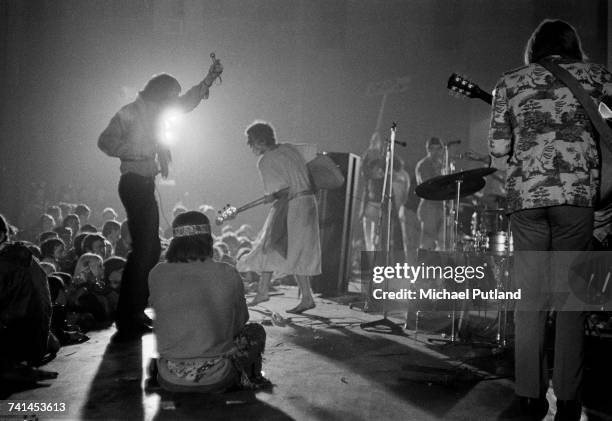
[312,152,360,296]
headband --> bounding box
[172,224,211,238]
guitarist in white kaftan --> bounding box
[237,121,321,314]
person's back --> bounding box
[148,259,247,359]
[257,143,312,195]
[146,210,266,393]
[0,242,56,366]
[490,58,610,213]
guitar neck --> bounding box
[478,91,493,105]
[235,197,268,215]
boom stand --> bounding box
[361,122,404,335]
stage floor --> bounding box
[3,286,610,421]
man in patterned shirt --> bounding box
[488,20,612,420]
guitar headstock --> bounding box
[447,73,493,105]
[447,73,482,98]
[215,204,237,225]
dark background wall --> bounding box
[0,0,608,230]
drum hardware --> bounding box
[414,167,497,343]
[413,167,514,346]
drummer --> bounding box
[415,137,445,250]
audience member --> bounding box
[0,214,60,373]
[62,214,81,238]
[148,211,268,392]
[53,226,73,248]
[39,231,59,245]
[39,214,56,237]
[40,238,65,268]
[102,220,121,251]
[102,207,118,222]
[74,204,91,225]
[80,224,98,233]
[82,233,106,257]
[46,206,63,227]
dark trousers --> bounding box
[510,205,592,400]
[116,173,161,329]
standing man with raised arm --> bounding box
[98,58,223,339]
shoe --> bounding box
[286,302,315,314]
[554,400,581,421]
[499,395,549,420]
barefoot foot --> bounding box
[286,302,315,314]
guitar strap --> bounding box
[538,59,612,154]
[538,58,612,242]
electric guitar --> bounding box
[215,188,289,225]
[447,73,492,105]
[446,72,612,211]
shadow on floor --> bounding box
[80,333,294,420]
[279,311,510,419]
[149,389,294,421]
[81,335,145,420]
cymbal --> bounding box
[415,167,496,201]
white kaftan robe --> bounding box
[237,143,321,276]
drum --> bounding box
[480,209,508,234]
[485,231,514,256]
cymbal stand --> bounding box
[441,144,450,251]
[429,177,464,344]
[495,220,512,347]
[361,122,404,335]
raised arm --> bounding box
[177,57,224,113]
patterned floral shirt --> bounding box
[488,57,612,213]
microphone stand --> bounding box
[361,122,404,334]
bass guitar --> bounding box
[216,188,289,225]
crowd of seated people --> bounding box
[0,199,266,393]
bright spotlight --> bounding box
[158,107,183,147]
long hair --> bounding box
[524,19,586,65]
[140,73,181,104]
[166,211,213,263]
[73,252,103,283]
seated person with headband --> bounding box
[147,211,268,392]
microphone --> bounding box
[446,139,462,146]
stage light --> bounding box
[158,107,183,147]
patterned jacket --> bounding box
[488,56,612,214]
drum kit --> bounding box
[414,165,514,346]
[415,166,513,256]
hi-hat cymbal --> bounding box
[415,167,496,201]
